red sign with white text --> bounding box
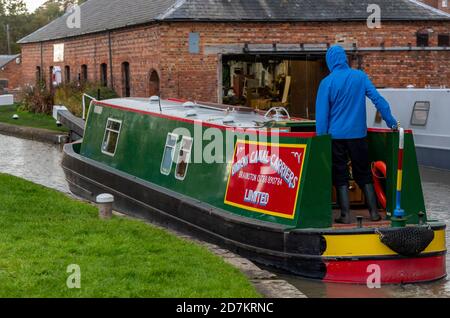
[224,140,307,219]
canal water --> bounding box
[0,134,449,298]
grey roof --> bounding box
[19,0,178,44]
[165,0,450,21]
[19,0,450,44]
[0,55,20,68]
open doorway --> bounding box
[149,69,160,97]
[222,54,329,120]
[121,62,131,97]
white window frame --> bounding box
[160,133,179,176]
[175,136,193,181]
[410,101,431,127]
[443,0,448,8]
[101,118,122,156]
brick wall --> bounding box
[0,58,22,92]
[158,21,450,101]
[21,24,161,98]
[420,0,450,13]
[20,20,450,103]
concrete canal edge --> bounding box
[112,210,307,298]
[0,122,68,144]
[188,239,308,299]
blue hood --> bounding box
[326,45,349,72]
[316,45,398,139]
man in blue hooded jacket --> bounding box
[316,45,398,224]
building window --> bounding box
[65,65,71,83]
[101,118,122,156]
[100,63,108,87]
[149,69,160,96]
[175,136,193,181]
[81,64,88,82]
[36,66,41,84]
[438,34,450,47]
[121,62,131,97]
[0,79,8,92]
[443,0,448,8]
[49,66,54,90]
[410,101,431,126]
[161,133,178,175]
[417,32,429,47]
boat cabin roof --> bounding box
[97,97,315,130]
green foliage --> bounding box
[0,104,68,131]
[0,174,260,298]
[54,82,118,116]
[14,79,118,118]
[19,83,54,114]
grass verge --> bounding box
[0,104,67,132]
[0,174,260,298]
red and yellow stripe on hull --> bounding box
[324,255,446,284]
[321,229,447,284]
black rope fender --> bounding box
[376,226,435,257]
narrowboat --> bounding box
[61,97,447,284]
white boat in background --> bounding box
[0,94,14,106]
[367,88,450,171]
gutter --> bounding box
[203,43,450,56]
[239,43,450,54]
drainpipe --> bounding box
[217,53,223,103]
[40,42,44,82]
[108,31,114,90]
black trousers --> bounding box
[332,138,373,188]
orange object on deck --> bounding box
[372,161,387,209]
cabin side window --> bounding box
[102,118,122,156]
[410,101,430,126]
[161,133,179,175]
[175,136,193,181]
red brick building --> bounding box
[18,0,450,118]
[0,54,22,94]
[420,0,450,13]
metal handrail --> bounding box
[82,93,96,120]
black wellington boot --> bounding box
[335,185,351,224]
[363,183,382,222]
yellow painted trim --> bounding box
[224,139,307,220]
[397,170,403,191]
[323,229,446,257]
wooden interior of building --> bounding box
[222,54,329,120]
